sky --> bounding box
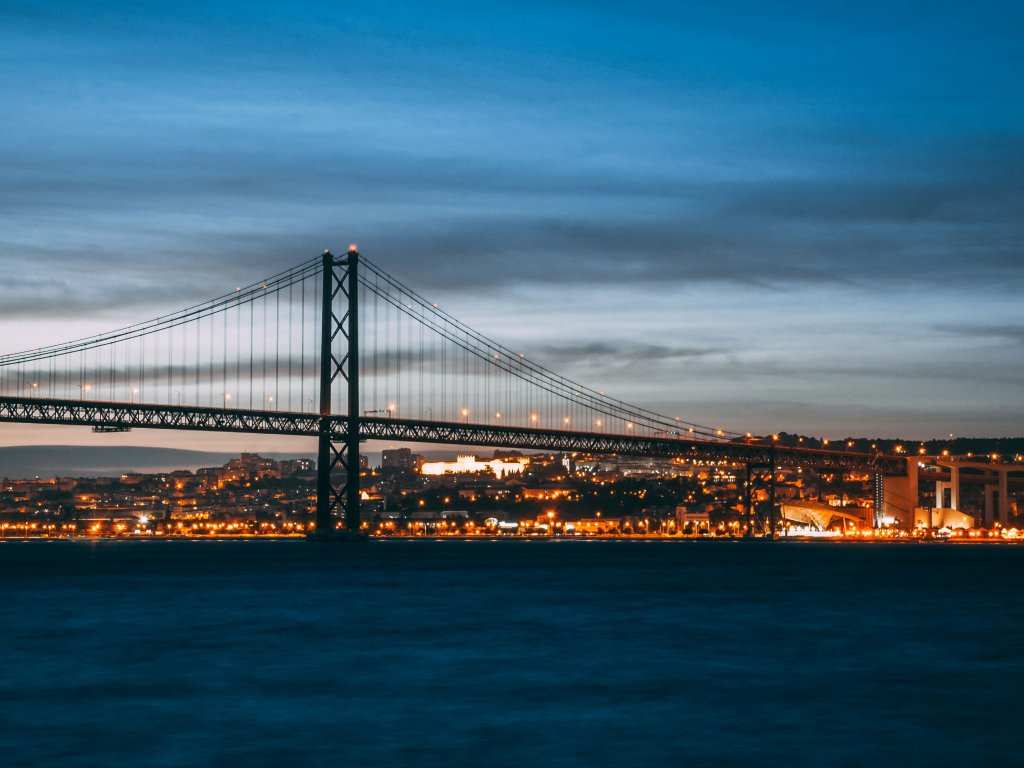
[0,0,1022,453]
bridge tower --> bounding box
[315,247,362,537]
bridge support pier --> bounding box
[873,473,884,527]
[999,470,1009,526]
[982,477,1009,529]
[314,247,363,539]
[934,466,960,511]
[881,459,918,528]
[744,464,753,537]
[983,486,996,528]
[950,465,960,510]
[744,456,776,538]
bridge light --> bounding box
[530,413,538,423]
[348,243,358,253]
[495,412,501,420]
[565,417,572,425]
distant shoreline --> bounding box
[1,535,1020,545]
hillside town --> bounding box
[2,444,1021,540]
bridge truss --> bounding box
[0,396,907,476]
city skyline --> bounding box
[2,1,1022,451]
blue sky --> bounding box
[1,0,1022,450]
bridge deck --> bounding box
[0,396,907,475]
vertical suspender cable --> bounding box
[300,277,305,411]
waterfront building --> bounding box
[420,454,528,479]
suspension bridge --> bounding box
[0,248,906,536]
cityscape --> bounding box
[5,439,1022,540]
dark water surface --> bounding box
[1,539,1021,767]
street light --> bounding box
[223,393,231,408]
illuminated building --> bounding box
[419,454,528,479]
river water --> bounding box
[1,539,1021,766]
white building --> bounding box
[420,454,528,479]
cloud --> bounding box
[536,342,725,367]
[932,324,1024,346]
